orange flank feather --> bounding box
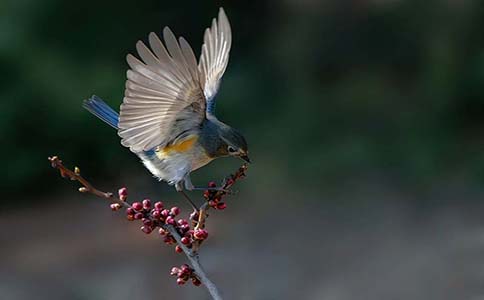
[158,136,198,155]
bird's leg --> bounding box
[179,190,199,211]
[176,178,199,210]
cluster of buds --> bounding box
[109,187,209,284]
[159,216,209,253]
[170,264,201,286]
[203,164,247,210]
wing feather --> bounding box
[118,29,205,152]
[198,8,232,113]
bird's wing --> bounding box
[119,27,206,152]
[198,8,232,114]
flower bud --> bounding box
[141,225,152,234]
[177,278,186,285]
[208,181,216,188]
[134,212,143,220]
[126,207,135,215]
[151,210,161,219]
[192,277,202,286]
[170,206,180,216]
[142,218,152,226]
[175,245,183,253]
[181,236,191,245]
[193,229,208,240]
[132,202,143,211]
[142,199,151,210]
[165,216,176,225]
[154,201,164,210]
[118,187,128,200]
[110,203,121,211]
[170,267,180,276]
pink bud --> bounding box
[175,245,183,253]
[161,209,170,218]
[142,218,152,226]
[141,226,152,234]
[154,201,164,210]
[170,206,180,216]
[118,187,128,200]
[177,278,186,285]
[151,210,161,219]
[208,181,216,188]
[170,267,180,276]
[134,212,143,220]
[132,202,143,211]
[126,207,135,215]
[110,203,121,211]
[142,199,151,210]
[193,229,208,240]
[181,237,191,245]
[165,216,175,225]
[158,228,168,236]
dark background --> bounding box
[2,0,484,299]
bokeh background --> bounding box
[2,0,484,299]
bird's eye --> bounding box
[227,146,237,153]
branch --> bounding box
[48,156,247,300]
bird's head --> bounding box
[217,126,250,163]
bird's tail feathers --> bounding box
[82,95,119,129]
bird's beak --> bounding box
[240,154,251,164]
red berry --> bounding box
[208,181,216,188]
[132,202,143,211]
[154,201,164,210]
[170,206,180,216]
[126,207,135,215]
[175,245,183,253]
[181,237,191,245]
[141,226,152,234]
[142,199,151,210]
[134,212,143,220]
[176,278,186,285]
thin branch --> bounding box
[48,156,224,300]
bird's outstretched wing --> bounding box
[198,8,232,114]
[119,27,206,152]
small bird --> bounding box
[83,8,249,193]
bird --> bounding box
[83,8,249,194]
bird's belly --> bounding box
[138,141,213,185]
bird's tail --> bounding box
[82,95,119,129]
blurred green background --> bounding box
[2,0,484,299]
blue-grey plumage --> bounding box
[83,8,249,192]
